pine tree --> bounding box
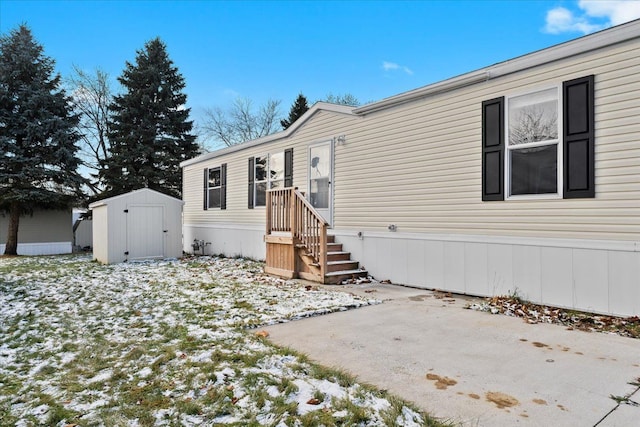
[102,38,198,199]
[281,93,309,130]
[0,25,84,255]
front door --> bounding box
[308,141,333,225]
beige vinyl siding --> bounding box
[183,37,640,243]
[182,110,361,226]
[334,37,640,241]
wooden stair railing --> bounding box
[266,187,328,280]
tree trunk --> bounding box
[4,201,20,255]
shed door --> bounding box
[127,205,165,260]
[308,141,333,226]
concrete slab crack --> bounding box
[593,379,640,426]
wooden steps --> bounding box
[323,235,367,284]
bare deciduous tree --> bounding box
[67,65,112,194]
[509,104,557,145]
[200,97,282,148]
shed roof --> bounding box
[88,188,185,209]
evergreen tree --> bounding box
[0,25,84,255]
[281,93,309,130]
[102,38,198,199]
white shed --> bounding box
[89,188,184,264]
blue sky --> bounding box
[2,0,640,146]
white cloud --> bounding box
[382,61,413,75]
[579,0,640,25]
[544,1,640,34]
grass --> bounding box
[0,254,446,426]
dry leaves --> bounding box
[468,296,640,338]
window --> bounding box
[208,167,222,208]
[269,152,284,189]
[482,75,594,201]
[507,87,559,196]
[248,148,293,209]
[203,164,226,210]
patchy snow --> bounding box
[0,254,431,425]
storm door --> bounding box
[308,141,333,226]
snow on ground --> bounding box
[0,255,433,426]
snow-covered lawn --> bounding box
[0,255,437,426]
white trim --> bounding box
[329,228,640,253]
[504,83,563,200]
[355,19,640,115]
[307,139,334,226]
[180,103,356,167]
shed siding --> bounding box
[91,189,183,264]
[92,206,109,263]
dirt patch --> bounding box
[426,373,457,390]
[486,391,519,409]
[468,393,480,400]
[557,404,568,411]
[532,342,548,348]
[533,398,547,405]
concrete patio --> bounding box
[264,282,640,426]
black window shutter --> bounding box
[563,75,595,198]
[203,168,208,210]
[248,157,254,209]
[220,163,227,210]
[482,97,504,201]
[284,148,293,187]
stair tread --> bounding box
[325,269,368,276]
[327,260,358,265]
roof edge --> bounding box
[355,18,640,115]
[88,188,184,209]
[181,102,356,167]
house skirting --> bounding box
[332,230,639,318]
[183,223,639,317]
[0,241,72,256]
[183,223,266,260]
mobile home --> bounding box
[181,20,640,317]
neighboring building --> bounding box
[72,209,93,250]
[89,188,184,264]
[181,20,640,317]
[0,209,73,255]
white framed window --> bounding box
[506,86,561,198]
